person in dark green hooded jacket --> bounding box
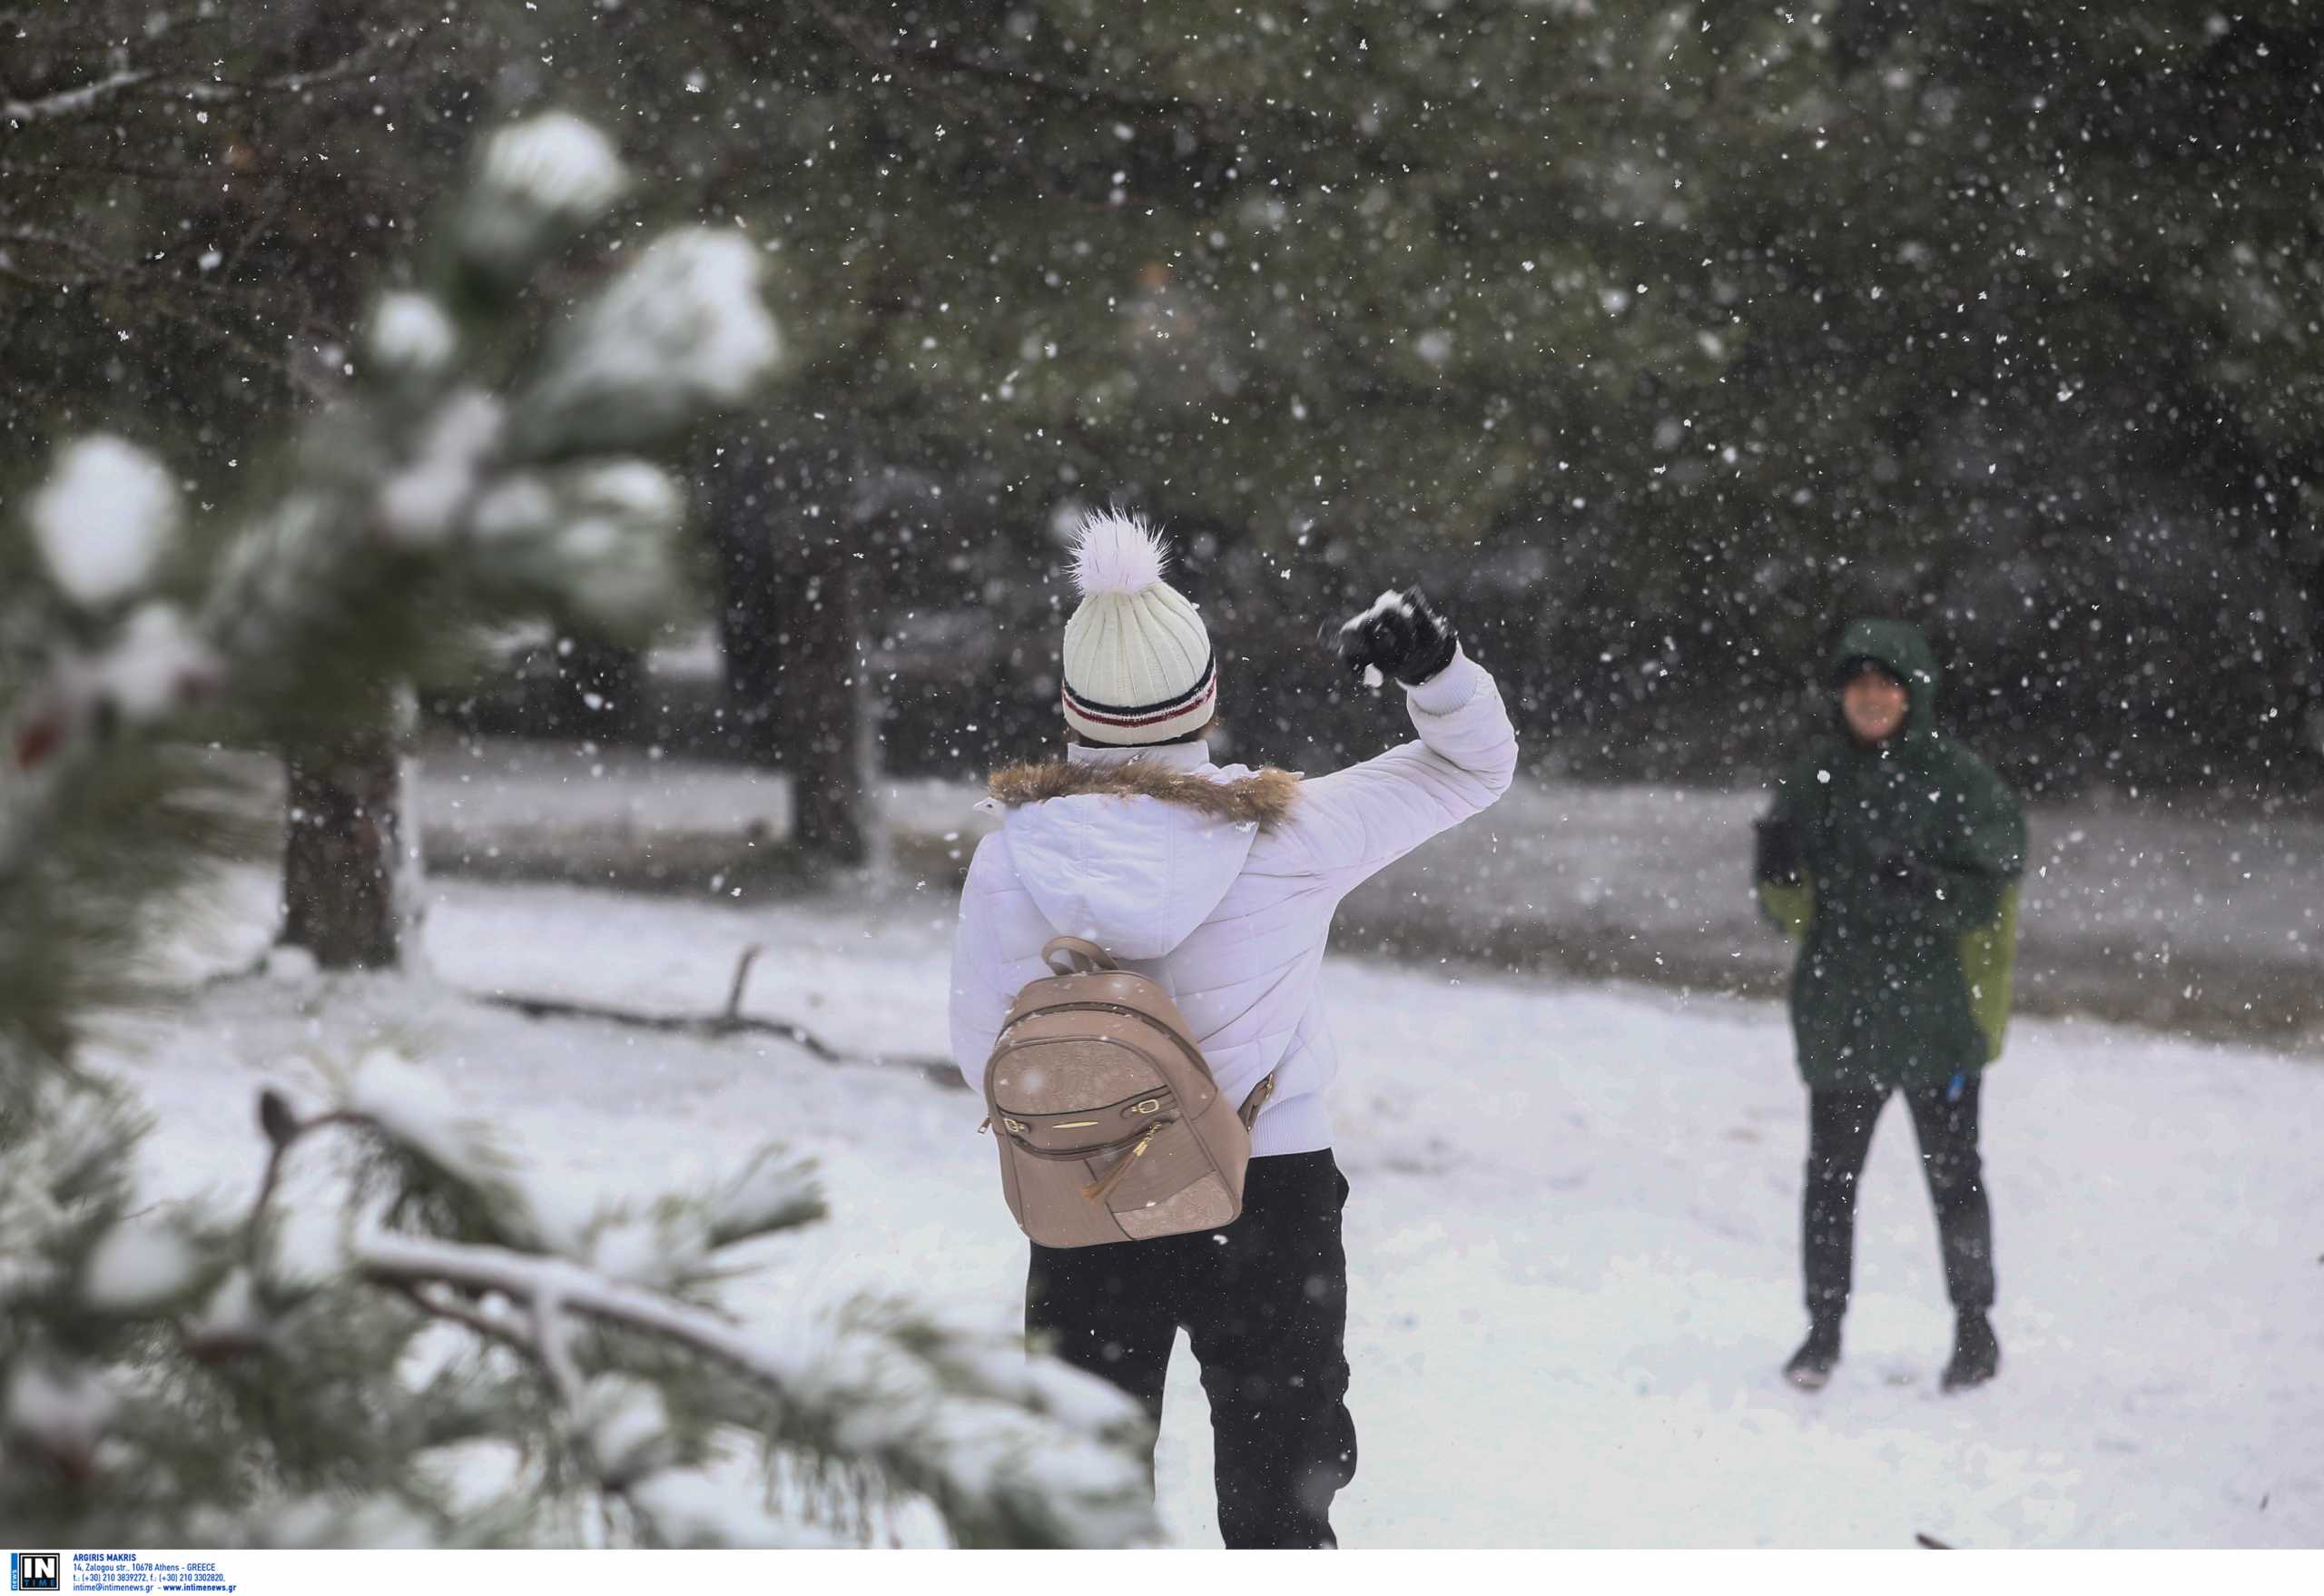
[1753,618,2027,1394]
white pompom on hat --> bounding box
[1059,509,1216,746]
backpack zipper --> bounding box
[985,1088,1177,1131]
[1081,1121,1167,1204]
[999,1002,1214,1074]
[1003,1118,1176,1161]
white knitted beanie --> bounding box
[1059,509,1216,745]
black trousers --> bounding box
[1027,1149,1356,1550]
[1804,1077,1995,1318]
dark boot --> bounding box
[1940,1310,2000,1392]
[1784,1315,1844,1391]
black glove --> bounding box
[1753,817,1805,886]
[1873,847,1935,898]
[1335,586,1460,687]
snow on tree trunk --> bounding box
[281,724,409,970]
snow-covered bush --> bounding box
[0,113,1156,1549]
[0,1059,1150,1546]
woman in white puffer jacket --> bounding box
[949,510,1517,1550]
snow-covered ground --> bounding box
[374,734,2324,1047]
[196,734,2324,1043]
[103,869,2324,1548]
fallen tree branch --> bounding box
[185,946,962,1087]
[724,944,763,1024]
[473,988,960,1089]
[470,948,962,1089]
[475,988,833,1057]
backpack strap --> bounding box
[1039,934,1271,1129]
[1237,1073,1276,1131]
[1042,936,1115,976]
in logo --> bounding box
[9,1554,59,1592]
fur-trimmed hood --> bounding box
[979,756,1301,961]
[988,759,1300,826]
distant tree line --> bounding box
[9,2,2319,907]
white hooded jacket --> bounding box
[949,651,1518,1157]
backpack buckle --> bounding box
[1128,1098,1163,1116]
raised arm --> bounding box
[1276,590,1518,884]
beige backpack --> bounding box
[981,937,1274,1248]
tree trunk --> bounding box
[712,471,786,766]
[281,720,410,970]
[773,530,876,867]
[708,442,879,870]
[2310,553,2324,775]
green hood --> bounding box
[1760,616,2028,1089]
[1828,617,1940,736]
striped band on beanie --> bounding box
[1062,654,1217,740]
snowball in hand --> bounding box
[1336,588,1411,683]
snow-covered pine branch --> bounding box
[704,1146,827,1247]
[457,113,629,285]
[515,231,784,455]
[0,109,1156,1550]
[351,1231,1155,1550]
[0,1054,1157,1547]
[0,107,779,1061]
[25,435,182,610]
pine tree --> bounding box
[0,113,1155,1550]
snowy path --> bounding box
[107,872,2324,1548]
